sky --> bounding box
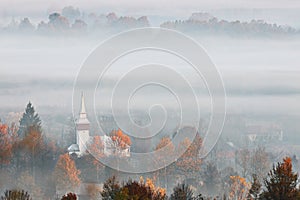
[1,0,300,16]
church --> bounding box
[68,93,130,157]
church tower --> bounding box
[76,92,90,155]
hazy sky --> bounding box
[2,0,300,16]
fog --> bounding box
[1,34,300,116]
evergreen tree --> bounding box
[1,190,31,200]
[18,102,42,138]
[170,183,194,200]
[260,157,300,200]
[248,174,261,200]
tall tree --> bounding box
[53,154,81,192]
[18,102,42,138]
[260,157,300,200]
[0,123,13,165]
[175,135,202,179]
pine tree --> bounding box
[1,190,31,200]
[248,174,261,200]
[170,183,194,200]
[260,157,300,200]
[18,102,42,138]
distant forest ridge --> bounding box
[1,6,299,37]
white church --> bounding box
[68,93,130,157]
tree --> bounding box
[61,193,77,200]
[170,183,194,200]
[154,136,175,189]
[229,176,251,200]
[0,190,31,200]
[18,102,42,138]
[202,162,221,195]
[86,184,101,200]
[236,148,251,178]
[260,157,300,200]
[53,154,81,192]
[175,135,202,178]
[100,176,122,200]
[85,136,105,181]
[18,127,44,176]
[248,174,261,200]
[250,147,270,182]
[0,123,13,165]
[109,129,131,155]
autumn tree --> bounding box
[18,102,42,138]
[260,157,300,200]
[109,128,131,153]
[61,193,77,200]
[175,134,202,179]
[0,123,13,166]
[53,153,81,192]
[229,176,251,200]
[18,127,44,173]
[120,178,166,200]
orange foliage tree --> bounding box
[0,123,13,165]
[53,153,81,192]
[229,176,251,200]
[175,134,203,178]
[109,129,131,154]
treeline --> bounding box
[1,6,299,37]
[1,101,300,199]
[1,156,300,199]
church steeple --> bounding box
[79,92,87,119]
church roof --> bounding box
[68,144,79,152]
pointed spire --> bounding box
[80,92,86,114]
[78,92,88,121]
